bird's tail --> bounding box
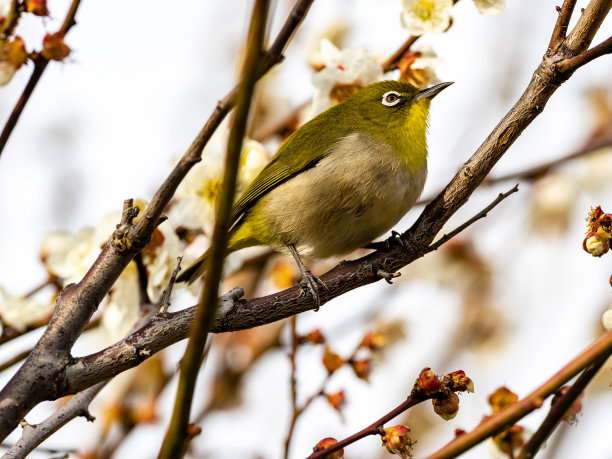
[176,250,210,284]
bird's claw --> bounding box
[298,269,327,311]
[365,231,406,252]
[377,269,401,284]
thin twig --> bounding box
[382,35,419,72]
[157,2,269,457]
[557,34,612,73]
[0,0,83,159]
[548,0,578,52]
[424,330,612,459]
[427,185,518,252]
[158,257,183,313]
[283,316,300,459]
[518,352,609,459]
[3,382,104,459]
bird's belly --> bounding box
[255,134,427,258]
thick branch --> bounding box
[0,0,315,442]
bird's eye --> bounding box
[381,91,401,107]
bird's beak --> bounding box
[414,82,454,100]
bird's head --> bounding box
[340,80,453,132]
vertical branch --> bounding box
[156,1,270,458]
[283,316,299,459]
[548,0,578,52]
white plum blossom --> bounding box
[308,39,383,117]
[101,262,141,344]
[41,212,120,284]
[401,0,452,36]
[602,307,612,331]
[473,0,505,15]
[171,130,270,235]
[141,220,181,303]
[0,287,53,332]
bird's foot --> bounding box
[298,269,328,311]
[376,269,401,284]
[365,230,405,252]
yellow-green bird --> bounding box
[178,80,452,302]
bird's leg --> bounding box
[364,230,406,251]
[287,243,327,311]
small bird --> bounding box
[178,80,452,302]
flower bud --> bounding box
[445,370,474,393]
[322,348,344,374]
[416,367,441,393]
[313,437,343,458]
[302,328,325,345]
[326,390,346,412]
[350,358,372,381]
[433,392,460,420]
[42,32,71,61]
[360,331,387,350]
[583,231,609,257]
[381,425,413,457]
[488,387,518,413]
[25,0,48,16]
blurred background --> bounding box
[0,0,611,457]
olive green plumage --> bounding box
[178,80,452,284]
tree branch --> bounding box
[517,352,609,459]
[0,0,315,442]
[0,0,83,159]
[548,0,578,52]
[158,1,269,456]
[424,329,612,459]
[3,382,105,459]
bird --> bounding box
[177,79,453,304]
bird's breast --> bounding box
[257,132,427,258]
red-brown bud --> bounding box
[433,392,460,420]
[25,0,49,16]
[322,348,344,374]
[350,358,372,381]
[417,367,441,393]
[313,437,343,458]
[488,386,518,413]
[42,32,71,61]
[326,390,346,412]
[381,425,413,457]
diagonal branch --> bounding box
[3,382,105,459]
[517,352,609,459]
[424,329,612,459]
[62,185,518,393]
[0,0,83,159]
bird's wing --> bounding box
[231,116,350,225]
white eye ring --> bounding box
[381,91,401,107]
